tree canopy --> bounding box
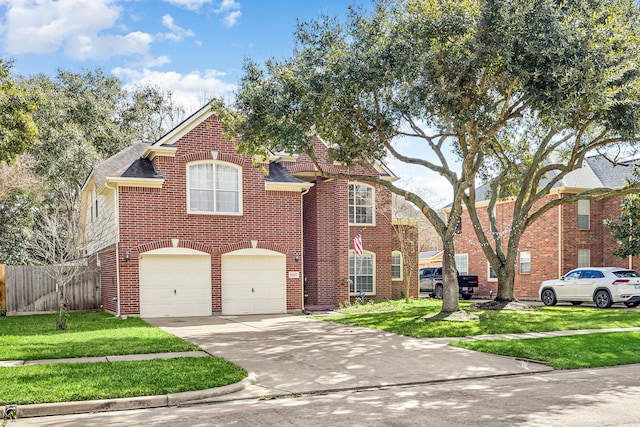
[216,0,640,311]
[0,59,38,164]
[0,67,185,264]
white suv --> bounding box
[539,267,640,309]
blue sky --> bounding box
[0,0,371,110]
[0,0,452,204]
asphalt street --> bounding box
[11,363,640,426]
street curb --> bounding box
[6,371,257,419]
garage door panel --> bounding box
[139,253,212,318]
[222,252,286,315]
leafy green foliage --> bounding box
[604,193,640,257]
[0,59,38,164]
[218,0,640,306]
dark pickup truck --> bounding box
[419,266,479,300]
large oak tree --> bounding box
[215,0,640,312]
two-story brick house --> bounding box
[452,155,638,299]
[81,105,417,317]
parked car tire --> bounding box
[570,301,583,306]
[434,284,443,299]
[461,293,472,300]
[624,301,640,308]
[594,290,613,308]
[540,288,557,306]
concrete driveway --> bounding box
[146,314,552,399]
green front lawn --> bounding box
[453,331,640,369]
[0,312,199,361]
[0,312,247,405]
[0,357,247,405]
[325,299,640,338]
[323,299,640,369]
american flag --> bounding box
[353,232,363,257]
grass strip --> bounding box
[452,331,640,369]
[324,299,640,338]
[0,312,199,361]
[0,357,247,405]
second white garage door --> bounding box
[221,248,286,315]
[139,248,212,318]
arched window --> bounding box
[187,161,242,214]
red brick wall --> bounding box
[455,192,640,300]
[301,177,418,306]
[93,246,117,314]
[114,116,304,315]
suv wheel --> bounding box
[541,289,557,306]
[434,285,443,299]
[594,290,613,308]
[624,301,639,308]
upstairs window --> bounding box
[577,200,590,230]
[187,161,241,214]
[349,183,374,225]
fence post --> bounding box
[0,264,6,312]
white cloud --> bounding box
[0,0,153,60]
[162,0,213,12]
[214,0,241,28]
[222,10,241,28]
[215,0,239,13]
[66,31,152,60]
[160,14,195,42]
[112,67,236,113]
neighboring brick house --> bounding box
[80,105,417,317]
[452,155,638,299]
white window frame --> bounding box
[455,253,469,275]
[187,160,242,215]
[348,183,375,226]
[391,251,403,281]
[578,249,591,268]
[349,250,376,295]
[488,262,498,282]
[520,251,531,274]
[577,200,590,230]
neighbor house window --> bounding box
[187,161,241,214]
[577,200,590,230]
[391,251,403,280]
[349,183,374,225]
[578,249,591,267]
[455,253,469,275]
[520,251,531,274]
[349,251,375,294]
[488,262,498,282]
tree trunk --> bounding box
[441,239,460,313]
[495,260,516,301]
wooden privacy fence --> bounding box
[0,265,101,314]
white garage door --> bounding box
[222,248,286,315]
[139,248,212,317]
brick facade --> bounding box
[90,111,417,316]
[454,193,639,299]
